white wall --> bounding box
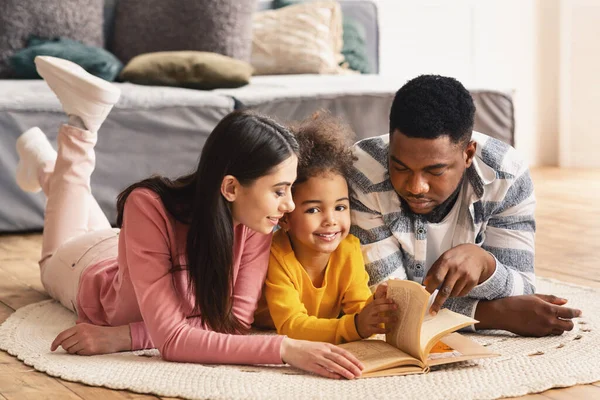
[371,0,565,166]
[536,0,560,166]
[558,0,600,167]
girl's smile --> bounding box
[279,172,351,269]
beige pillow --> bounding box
[251,1,350,75]
[119,51,254,90]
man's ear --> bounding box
[221,175,239,202]
[464,141,477,168]
[278,215,291,232]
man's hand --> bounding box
[475,294,582,336]
[424,244,495,315]
[355,285,397,338]
[51,323,132,355]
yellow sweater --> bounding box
[254,230,372,344]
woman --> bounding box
[15,56,363,380]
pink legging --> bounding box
[38,124,119,313]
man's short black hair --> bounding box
[389,75,476,145]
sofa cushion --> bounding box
[119,51,254,90]
[10,37,122,81]
[110,0,256,65]
[252,1,349,75]
[273,0,371,73]
[0,0,104,78]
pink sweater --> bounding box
[76,188,283,364]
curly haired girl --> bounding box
[254,113,396,344]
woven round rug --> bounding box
[1,277,598,400]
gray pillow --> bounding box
[0,0,105,78]
[110,0,256,65]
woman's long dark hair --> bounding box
[116,110,298,333]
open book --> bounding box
[339,279,498,378]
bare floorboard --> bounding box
[1,167,599,399]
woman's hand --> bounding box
[280,337,363,379]
[51,323,132,355]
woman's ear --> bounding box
[278,215,291,232]
[221,175,239,202]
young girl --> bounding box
[254,114,397,344]
[15,56,363,380]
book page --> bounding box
[385,280,429,360]
[420,308,477,356]
[426,332,499,367]
[339,340,424,374]
[360,365,425,378]
[426,339,463,361]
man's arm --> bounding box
[471,169,537,299]
[471,168,581,335]
[474,294,581,336]
[426,168,537,315]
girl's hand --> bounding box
[51,323,132,355]
[372,282,388,300]
[355,297,397,338]
[280,337,363,379]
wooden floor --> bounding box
[1,167,599,399]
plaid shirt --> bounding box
[348,132,536,321]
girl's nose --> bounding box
[322,211,336,226]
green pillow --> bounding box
[273,0,371,74]
[119,51,254,90]
[10,36,122,81]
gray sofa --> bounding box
[0,0,514,232]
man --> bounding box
[349,75,580,336]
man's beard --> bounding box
[400,174,465,223]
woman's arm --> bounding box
[122,190,284,364]
[49,322,364,379]
[50,323,132,355]
[229,228,272,330]
[53,227,273,353]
